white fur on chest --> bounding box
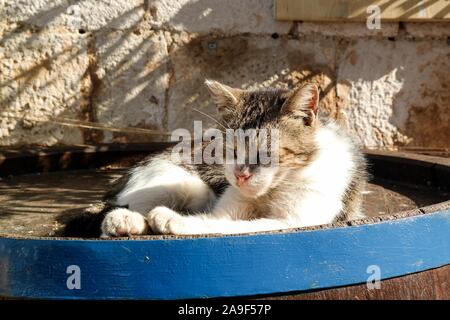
[214,124,356,228]
[291,124,355,226]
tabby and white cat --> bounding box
[100,80,367,237]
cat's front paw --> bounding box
[147,206,185,235]
[101,208,148,238]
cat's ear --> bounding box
[205,79,243,117]
[282,83,319,126]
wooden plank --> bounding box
[267,265,450,299]
[275,0,450,21]
[1,208,449,299]
[365,150,450,192]
[0,143,172,177]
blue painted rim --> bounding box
[1,204,449,300]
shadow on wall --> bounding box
[0,0,167,145]
[0,0,449,148]
[337,36,449,148]
[0,0,337,146]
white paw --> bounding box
[147,206,185,235]
[101,208,148,238]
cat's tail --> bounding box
[57,202,112,238]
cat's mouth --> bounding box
[225,166,269,198]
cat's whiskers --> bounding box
[192,108,230,131]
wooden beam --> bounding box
[266,265,450,299]
[275,0,450,21]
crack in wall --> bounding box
[83,32,103,143]
[162,44,175,137]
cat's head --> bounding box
[205,80,320,198]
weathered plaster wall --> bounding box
[0,0,449,148]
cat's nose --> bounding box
[234,168,251,186]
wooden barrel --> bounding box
[0,144,449,299]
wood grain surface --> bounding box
[275,0,450,21]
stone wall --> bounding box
[1,0,449,148]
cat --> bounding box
[99,79,367,237]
